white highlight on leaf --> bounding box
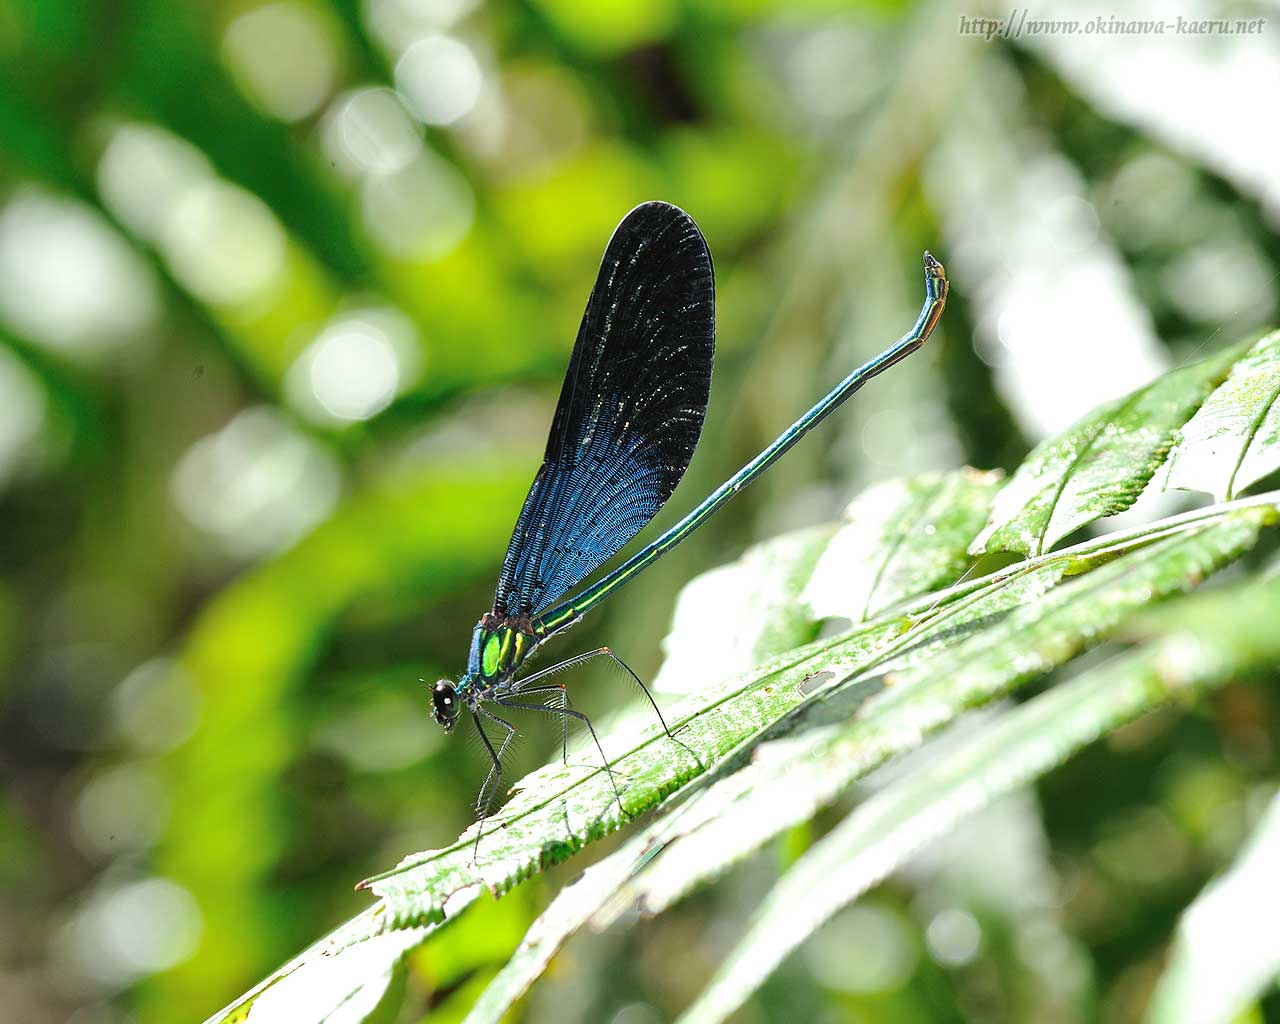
[926,57,1167,439]
[1146,788,1280,1024]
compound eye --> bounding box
[432,679,458,721]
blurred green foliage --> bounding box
[2,0,1278,1022]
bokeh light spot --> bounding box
[162,181,287,308]
[805,903,918,994]
[97,123,214,243]
[0,187,158,360]
[360,151,474,259]
[394,34,483,126]
[286,307,422,425]
[72,764,169,859]
[313,691,439,772]
[362,0,481,56]
[111,658,202,757]
[323,87,423,176]
[56,878,202,988]
[222,2,342,122]
[172,407,342,558]
[311,324,398,421]
[1162,237,1276,327]
[926,907,982,967]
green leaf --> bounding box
[800,468,1000,623]
[366,500,1226,933]
[360,612,915,927]
[600,509,1271,922]
[455,470,995,1020]
[651,524,834,695]
[461,843,643,1024]
[677,574,1280,1024]
[1164,330,1280,501]
[971,346,1245,557]
[652,468,998,695]
[202,905,447,1024]
[451,503,1276,1024]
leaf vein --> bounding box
[1225,377,1280,500]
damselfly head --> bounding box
[432,679,460,731]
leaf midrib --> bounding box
[1225,377,1280,500]
[1036,392,1137,555]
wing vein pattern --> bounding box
[494,202,715,618]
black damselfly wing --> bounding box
[493,201,715,618]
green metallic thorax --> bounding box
[464,613,543,689]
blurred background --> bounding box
[2,0,1278,1021]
